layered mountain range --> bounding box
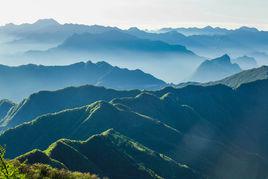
[1,19,268,179]
[2,19,268,60]
[2,19,268,82]
[0,70,268,178]
[25,29,203,82]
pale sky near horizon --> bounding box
[0,0,267,30]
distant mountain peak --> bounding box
[33,19,60,26]
[237,26,259,32]
[204,26,214,30]
[4,23,16,27]
[221,54,230,58]
[95,61,113,68]
[213,54,231,64]
[190,54,241,82]
[128,27,141,32]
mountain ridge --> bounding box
[0,60,166,101]
[211,65,268,88]
[1,85,141,129]
[0,100,15,121]
[17,129,202,179]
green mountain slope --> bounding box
[1,85,140,129]
[111,92,216,138]
[0,101,183,158]
[16,149,66,169]
[18,129,202,179]
[211,66,268,88]
[1,79,268,178]
[1,98,251,178]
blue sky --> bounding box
[0,0,267,29]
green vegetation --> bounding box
[0,146,25,178]
[18,129,201,179]
[16,149,66,169]
[0,145,99,179]
[0,100,183,159]
[111,92,211,136]
[1,85,140,129]
[14,162,99,179]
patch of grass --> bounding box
[13,161,99,179]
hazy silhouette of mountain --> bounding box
[249,51,268,65]
[0,61,166,101]
[190,54,242,82]
[0,19,118,43]
[33,19,60,26]
[126,27,190,45]
[232,55,258,70]
[24,29,203,83]
[130,27,268,61]
[157,26,230,36]
[1,19,268,65]
[52,30,194,54]
[5,19,268,82]
[236,26,259,33]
